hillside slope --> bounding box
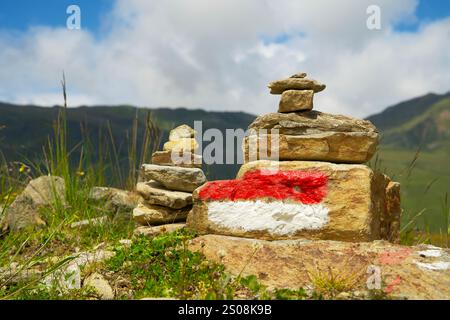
[0,102,256,180]
[367,92,450,232]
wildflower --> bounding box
[19,164,30,174]
[76,171,85,177]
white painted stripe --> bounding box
[208,200,329,236]
[415,261,450,271]
[417,249,442,258]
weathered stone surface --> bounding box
[89,187,143,217]
[152,150,202,168]
[24,176,66,206]
[244,132,378,163]
[187,160,400,242]
[44,263,81,292]
[244,111,379,163]
[83,273,114,300]
[249,111,378,135]
[269,78,326,94]
[384,182,402,243]
[133,203,189,225]
[134,223,186,237]
[189,235,450,300]
[279,90,314,113]
[163,138,199,153]
[169,124,195,141]
[43,249,115,294]
[2,176,65,232]
[136,181,192,209]
[141,164,206,192]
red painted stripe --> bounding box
[199,169,328,204]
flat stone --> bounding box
[290,72,307,78]
[134,223,186,237]
[244,132,379,163]
[278,90,313,113]
[83,272,114,300]
[188,235,450,300]
[163,138,199,153]
[249,111,378,135]
[269,78,326,94]
[187,160,400,242]
[141,164,206,192]
[136,181,192,209]
[133,203,190,225]
[169,124,195,141]
[244,111,379,163]
[152,150,202,168]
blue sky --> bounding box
[1,0,449,34]
[0,0,449,116]
[0,0,113,34]
[396,0,450,31]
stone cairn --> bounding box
[133,125,207,236]
[187,73,401,243]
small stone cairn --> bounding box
[133,125,207,236]
[187,73,401,243]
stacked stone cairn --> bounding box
[187,73,401,243]
[133,125,207,236]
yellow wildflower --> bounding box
[76,171,85,177]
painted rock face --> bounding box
[197,170,329,235]
[187,160,401,242]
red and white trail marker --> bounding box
[198,170,330,235]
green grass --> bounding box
[373,146,450,246]
[375,147,450,228]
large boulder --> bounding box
[133,203,190,225]
[136,181,192,209]
[187,160,400,242]
[2,176,65,232]
[141,164,206,192]
[188,235,450,300]
[244,111,379,163]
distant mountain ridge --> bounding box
[366,91,450,150]
[0,102,256,180]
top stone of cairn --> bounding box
[268,73,326,94]
[169,124,196,141]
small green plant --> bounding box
[307,265,362,299]
[106,229,235,299]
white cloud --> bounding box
[0,0,449,118]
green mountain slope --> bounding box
[0,102,256,180]
[367,92,450,232]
